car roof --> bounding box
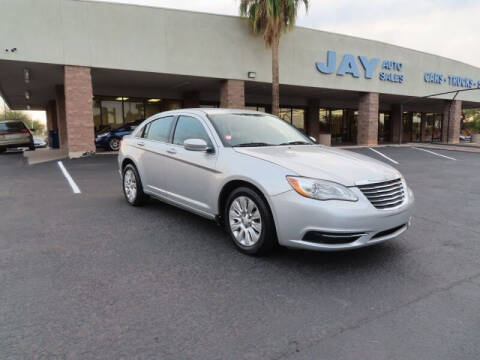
[158,108,265,117]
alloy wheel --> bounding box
[110,138,120,151]
[228,196,262,247]
[123,169,137,203]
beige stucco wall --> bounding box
[1,0,480,103]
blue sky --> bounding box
[91,0,480,67]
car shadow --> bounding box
[138,196,403,273]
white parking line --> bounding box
[368,148,399,165]
[411,147,457,161]
[57,161,81,194]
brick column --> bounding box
[442,100,462,144]
[391,104,402,144]
[306,99,320,139]
[183,91,200,108]
[55,85,68,149]
[357,92,379,146]
[220,80,244,109]
[64,66,95,157]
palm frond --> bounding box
[239,0,309,47]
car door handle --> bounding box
[137,142,145,147]
[166,148,177,155]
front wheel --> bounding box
[224,187,277,255]
[122,164,147,206]
[108,138,121,151]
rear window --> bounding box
[0,121,27,131]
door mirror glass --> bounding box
[309,136,317,143]
[184,138,210,152]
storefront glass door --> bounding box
[411,113,421,142]
[432,114,443,142]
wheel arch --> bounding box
[121,157,136,172]
[217,179,277,227]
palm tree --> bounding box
[240,0,309,116]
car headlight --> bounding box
[96,133,108,139]
[286,176,358,201]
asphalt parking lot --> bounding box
[1,146,479,360]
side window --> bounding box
[173,116,212,147]
[143,116,174,142]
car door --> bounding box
[136,115,176,195]
[160,114,219,216]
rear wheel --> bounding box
[109,138,121,151]
[224,187,277,255]
[122,164,147,206]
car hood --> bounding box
[234,145,401,186]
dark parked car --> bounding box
[95,120,143,151]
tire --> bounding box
[224,187,277,255]
[122,164,147,206]
[29,146,35,151]
[0,148,5,154]
[108,138,121,151]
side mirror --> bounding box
[184,138,211,152]
[30,128,35,132]
[309,136,317,143]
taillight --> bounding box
[20,128,30,134]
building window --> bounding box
[279,108,292,124]
[319,108,330,133]
[123,99,145,123]
[278,107,305,131]
[432,114,443,142]
[292,109,305,130]
[411,112,421,142]
[93,96,183,133]
[245,105,267,112]
[402,112,411,143]
[378,112,392,143]
[93,100,102,132]
[145,101,163,118]
[330,109,344,145]
[101,99,123,129]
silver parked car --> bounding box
[0,120,35,153]
[118,109,414,255]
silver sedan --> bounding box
[118,109,414,255]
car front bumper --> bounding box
[270,187,414,251]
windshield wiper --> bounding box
[279,141,312,146]
[233,142,275,147]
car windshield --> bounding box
[208,113,313,147]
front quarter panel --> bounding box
[213,148,296,214]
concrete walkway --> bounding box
[23,148,68,165]
[23,148,117,165]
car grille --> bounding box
[357,178,405,209]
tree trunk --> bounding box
[271,33,280,116]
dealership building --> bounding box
[1,0,480,157]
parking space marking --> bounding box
[368,148,399,164]
[57,161,81,194]
[411,147,457,161]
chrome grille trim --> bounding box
[358,178,405,209]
